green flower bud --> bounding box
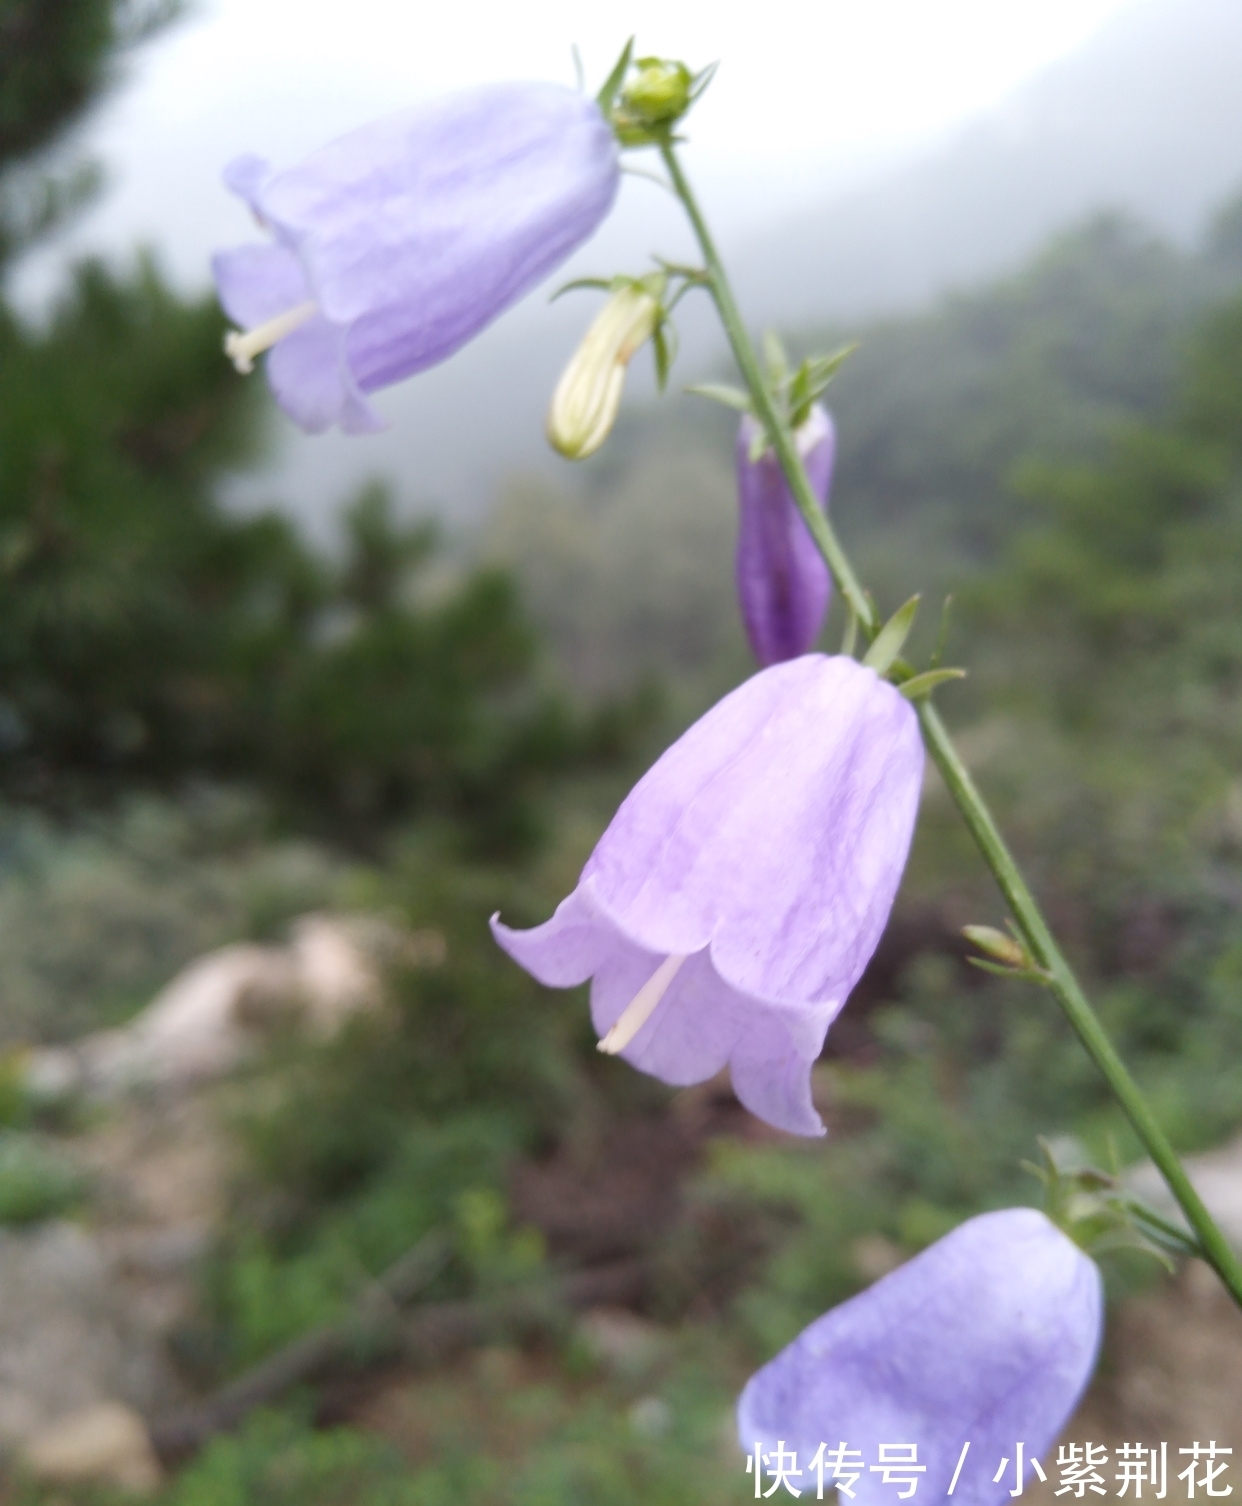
[622,58,692,125]
[608,56,703,146]
[547,280,663,459]
[962,924,1028,968]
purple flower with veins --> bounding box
[736,403,835,666]
[212,82,620,435]
[738,1209,1103,1506]
[491,654,923,1136]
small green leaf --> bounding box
[898,667,966,700]
[748,421,771,463]
[862,594,920,675]
[686,382,751,413]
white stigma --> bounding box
[597,952,688,1056]
[223,299,319,374]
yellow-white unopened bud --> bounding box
[547,285,661,459]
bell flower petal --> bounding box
[492,654,923,1136]
[736,404,836,666]
[737,1208,1103,1506]
[212,82,621,434]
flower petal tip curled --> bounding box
[213,83,620,434]
[736,404,836,666]
[491,655,923,1136]
[738,1208,1103,1506]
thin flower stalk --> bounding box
[657,135,1242,1309]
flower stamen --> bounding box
[223,300,319,374]
[597,952,687,1055]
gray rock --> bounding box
[0,1222,179,1446]
[21,1401,162,1493]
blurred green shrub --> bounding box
[0,1130,83,1223]
[0,267,610,850]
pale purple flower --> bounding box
[738,1208,1103,1505]
[212,82,620,434]
[736,404,836,666]
[491,654,923,1136]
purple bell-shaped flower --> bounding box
[736,402,836,666]
[738,1208,1103,1505]
[491,654,923,1136]
[212,82,620,434]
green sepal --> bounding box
[687,61,718,105]
[596,38,634,116]
[1025,1137,1204,1265]
[686,381,751,413]
[787,344,857,430]
[549,276,614,302]
[898,667,966,700]
[840,606,859,659]
[862,594,920,675]
[967,956,1052,985]
[652,320,678,392]
[748,420,772,463]
[762,329,790,385]
[930,594,954,669]
[654,258,708,282]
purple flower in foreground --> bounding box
[212,82,620,434]
[491,654,923,1136]
[738,1209,1103,1506]
[736,403,836,666]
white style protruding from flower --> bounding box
[224,301,319,374]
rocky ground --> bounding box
[1,920,1238,1496]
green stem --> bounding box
[659,138,1242,1308]
[920,703,1242,1301]
[658,143,877,638]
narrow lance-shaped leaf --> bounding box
[862,594,920,675]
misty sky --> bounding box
[15,0,1139,302]
[12,0,1185,539]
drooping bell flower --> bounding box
[491,654,923,1136]
[738,1208,1103,1505]
[212,82,621,435]
[736,403,836,666]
